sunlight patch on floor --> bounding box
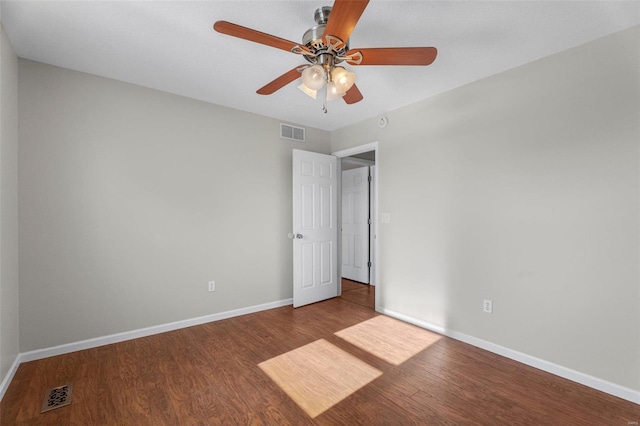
[258,339,382,418]
[335,315,442,365]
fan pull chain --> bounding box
[322,70,328,113]
[323,85,328,113]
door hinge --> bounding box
[368,218,372,225]
[368,175,372,182]
[368,261,372,268]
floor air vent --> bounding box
[281,123,305,142]
[41,384,73,413]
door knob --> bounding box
[288,233,303,239]
[296,234,303,239]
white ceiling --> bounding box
[1,1,638,131]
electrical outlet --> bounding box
[483,299,493,313]
[208,281,215,292]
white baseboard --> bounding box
[0,298,293,400]
[0,355,21,401]
[20,298,293,363]
[379,307,640,405]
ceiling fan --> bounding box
[213,0,437,112]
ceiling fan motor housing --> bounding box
[302,6,349,64]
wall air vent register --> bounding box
[281,123,306,142]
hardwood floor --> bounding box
[2,297,638,425]
[340,278,375,310]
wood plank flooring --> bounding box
[340,278,375,310]
[2,296,639,425]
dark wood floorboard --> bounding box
[1,297,638,425]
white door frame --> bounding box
[341,157,374,168]
[332,141,380,311]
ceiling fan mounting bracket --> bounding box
[314,6,333,25]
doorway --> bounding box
[341,162,371,284]
[333,142,379,311]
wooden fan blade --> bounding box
[257,67,302,95]
[322,0,369,46]
[214,21,299,52]
[347,47,437,66]
[343,84,363,104]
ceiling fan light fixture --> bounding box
[215,1,438,113]
[301,64,325,91]
[331,66,355,94]
[297,83,317,99]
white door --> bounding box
[341,167,370,283]
[292,149,338,308]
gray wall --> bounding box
[332,26,640,391]
[18,60,330,351]
[0,22,19,381]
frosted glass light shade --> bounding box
[325,82,344,101]
[331,67,355,94]
[297,84,317,99]
[301,65,325,91]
